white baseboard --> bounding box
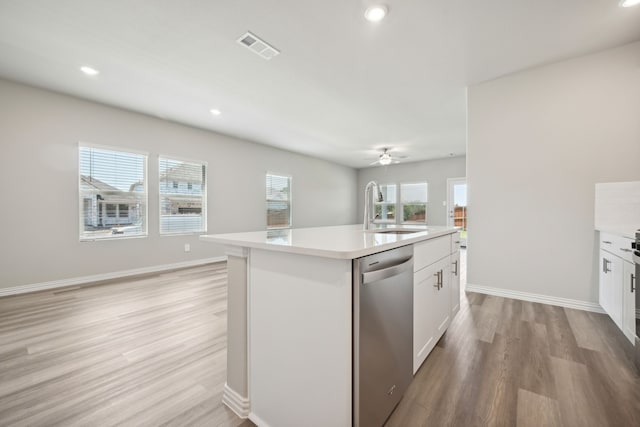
[248,412,271,427]
[0,256,227,297]
[222,383,250,419]
[465,283,605,314]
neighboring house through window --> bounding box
[79,145,148,240]
[266,173,291,229]
[159,157,207,234]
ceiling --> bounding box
[0,1,639,168]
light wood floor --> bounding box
[386,284,640,426]
[0,263,252,427]
[1,255,639,426]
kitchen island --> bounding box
[201,224,460,427]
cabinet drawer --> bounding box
[600,232,635,263]
[414,236,450,272]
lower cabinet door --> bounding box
[450,251,461,317]
[434,259,451,338]
[413,262,439,374]
[413,257,451,374]
[622,260,636,343]
[599,250,623,328]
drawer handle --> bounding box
[452,260,458,276]
[602,258,611,273]
[602,240,612,244]
[632,273,636,293]
[620,248,632,253]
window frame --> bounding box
[373,183,397,224]
[158,154,208,236]
[266,172,292,230]
[78,142,149,241]
[372,181,429,225]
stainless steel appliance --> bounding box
[353,246,413,427]
[634,229,640,369]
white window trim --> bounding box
[373,183,397,224]
[78,142,149,242]
[372,181,429,225]
[158,155,208,236]
[266,172,292,229]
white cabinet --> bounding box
[623,260,636,343]
[450,233,461,317]
[599,249,623,328]
[598,231,635,343]
[413,260,441,373]
[412,234,459,374]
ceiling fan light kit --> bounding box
[369,148,405,166]
[379,153,392,165]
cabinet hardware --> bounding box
[452,260,458,276]
[632,274,636,293]
[439,270,443,289]
[619,248,632,253]
[603,258,611,273]
[602,240,612,244]
[433,270,443,290]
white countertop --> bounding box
[200,224,460,259]
[596,226,638,240]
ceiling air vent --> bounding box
[237,31,280,60]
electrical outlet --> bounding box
[184,243,191,253]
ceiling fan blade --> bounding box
[369,160,381,165]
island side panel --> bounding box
[248,249,353,427]
[223,248,250,416]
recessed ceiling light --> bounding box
[620,0,640,7]
[80,66,99,76]
[364,5,388,22]
[210,109,222,116]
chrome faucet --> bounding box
[363,181,384,230]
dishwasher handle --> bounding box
[362,257,413,285]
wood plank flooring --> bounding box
[386,287,640,426]
[1,251,639,426]
[0,263,252,427]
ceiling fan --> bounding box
[369,148,407,166]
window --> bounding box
[106,204,117,218]
[159,157,207,234]
[266,174,291,229]
[118,204,129,218]
[79,145,147,240]
[401,182,427,223]
[374,184,396,222]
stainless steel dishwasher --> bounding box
[353,245,413,427]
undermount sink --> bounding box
[367,229,423,235]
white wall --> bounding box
[0,79,358,289]
[467,41,640,304]
[357,156,466,226]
